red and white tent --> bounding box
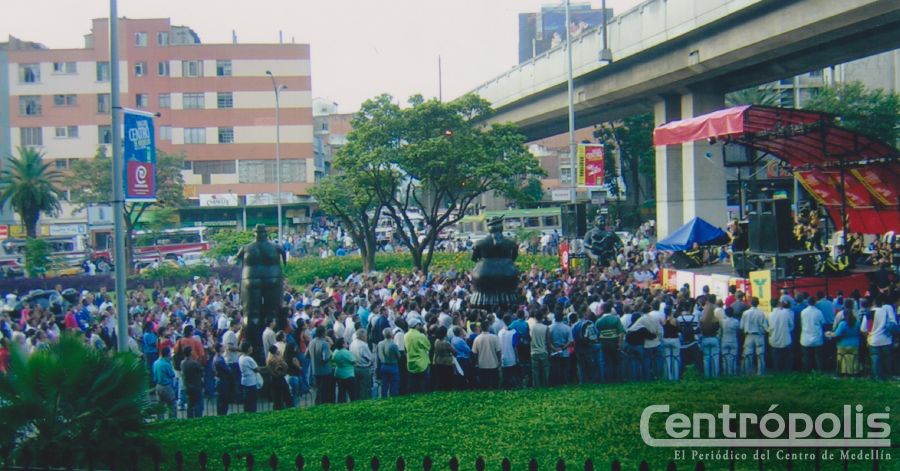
[653,105,900,234]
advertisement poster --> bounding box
[576,144,604,187]
[123,109,157,202]
[749,269,773,313]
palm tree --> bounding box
[0,147,64,238]
[0,335,157,468]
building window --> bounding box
[192,160,236,175]
[158,93,171,109]
[98,125,112,144]
[53,94,77,107]
[18,64,40,83]
[54,126,79,139]
[184,128,206,144]
[96,62,110,82]
[20,127,43,147]
[183,93,205,109]
[19,96,42,116]
[216,60,232,77]
[216,92,233,109]
[134,62,147,77]
[218,127,234,144]
[239,159,306,183]
[97,93,110,114]
[159,125,172,141]
[55,159,68,169]
[135,93,149,109]
[52,61,77,74]
[182,60,203,77]
[135,32,148,47]
[157,31,169,46]
[157,61,169,76]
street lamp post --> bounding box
[564,0,576,205]
[265,71,287,244]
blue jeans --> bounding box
[288,375,301,407]
[771,346,793,372]
[623,344,645,381]
[575,350,596,384]
[701,337,720,378]
[643,345,662,380]
[870,345,892,380]
[242,385,257,413]
[721,343,739,376]
[660,338,681,381]
[600,345,621,383]
[379,364,400,397]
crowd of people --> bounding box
[0,222,897,420]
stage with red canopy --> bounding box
[653,105,900,234]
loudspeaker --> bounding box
[775,252,820,278]
[732,252,765,277]
[670,251,699,269]
[748,199,793,253]
[561,203,587,238]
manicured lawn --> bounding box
[149,374,899,470]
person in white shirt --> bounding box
[349,329,375,399]
[800,303,825,372]
[739,297,768,375]
[863,296,897,380]
[262,318,277,361]
[768,301,795,372]
[498,316,519,388]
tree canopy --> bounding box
[67,147,185,269]
[331,93,544,274]
[805,81,900,147]
[0,147,64,238]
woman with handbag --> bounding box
[238,342,261,412]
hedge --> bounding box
[283,252,559,286]
[149,374,900,471]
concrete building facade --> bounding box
[1,18,314,235]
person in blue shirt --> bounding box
[141,322,159,380]
[827,300,861,377]
[75,300,92,332]
[548,310,573,386]
[152,347,177,419]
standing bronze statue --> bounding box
[236,224,287,362]
[470,216,520,308]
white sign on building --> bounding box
[199,193,239,207]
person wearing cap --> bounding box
[404,317,431,394]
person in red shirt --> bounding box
[63,309,79,331]
[724,285,737,309]
[174,325,206,364]
[0,339,10,374]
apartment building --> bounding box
[1,18,314,237]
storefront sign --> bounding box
[199,193,239,207]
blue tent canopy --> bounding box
[656,217,729,251]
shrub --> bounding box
[283,253,559,286]
[0,334,157,468]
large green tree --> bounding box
[336,93,544,274]
[593,113,654,224]
[805,81,900,146]
[67,147,186,271]
[310,174,385,273]
[0,147,64,238]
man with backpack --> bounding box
[572,310,600,384]
[677,303,702,375]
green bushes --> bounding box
[148,374,899,471]
[283,252,559,285]
[0,335,156,468]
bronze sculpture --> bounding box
[236,224,287,361]
[584,217,623,266]
[470,216,520,307]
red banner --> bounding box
[578,144,604,187]
[796,171,842,206]
[852,168,899,207]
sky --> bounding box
[2,0,642,113]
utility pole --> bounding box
[109,0,128,352]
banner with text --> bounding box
[123,109,157,202]
[577,144,604,187]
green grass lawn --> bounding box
[149,374,899,470]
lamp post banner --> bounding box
[123,109,157,202]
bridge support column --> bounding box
[654,96,683,238]
[680,90,727,230]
